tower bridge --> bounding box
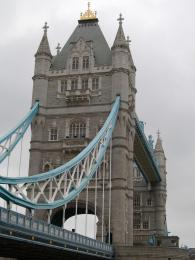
[0,3,190,260]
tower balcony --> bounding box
[64,89,92,104]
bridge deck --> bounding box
[134,118,161,183]
[0,207,113,260]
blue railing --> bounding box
[0,207,113,258]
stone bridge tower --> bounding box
[29,5,136,246]
[28,4,189,260]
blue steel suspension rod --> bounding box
[0,102,39,164]
[0,96,120,185]
[0,97,120,209]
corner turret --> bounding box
[111,14,136,107]
[110,14,137,246]
[111,14,129,70]
[32,22,52,106]
[153,131,167,236]
[112,14,128,50]
[154,130,166,172]
[34,22,52,76]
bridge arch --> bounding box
[50,200,105,240]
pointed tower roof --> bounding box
[112,14,129,50]
[51,4,111,70]
[35,22,52,58]
[155,130,164,153]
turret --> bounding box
[153,131,167,235]
[154,130,167,183]
[34,22,52,75]
[111,14,136,106]
[112,14,129,69]
[111,14,129,103]
[110,15,136,246]
[32,22,52,106]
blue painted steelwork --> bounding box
[0,97,120,209]
[148,135,154,150]
[134,159,150,183]
[148,234,157,246]
[0,206,113,259]
[0,102,39,164]
[135,116,161,182]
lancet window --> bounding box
[133,214,150,230]
[61,80,68,92]
[83,56,89,69]
[133,213,141,230]
[72,57,79,70]
[147,198,152,206]
[143,219,149,229]
[133,193,141,207]
[71,79,78,90]
[48,128,58,141]
[69,122,86,138]
[92,77,99,90]
[81,79,88,90]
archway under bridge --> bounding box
[50,201,110,241]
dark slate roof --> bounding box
[36,32,52,58]
[51,20,111,70]
[112,23,128,50]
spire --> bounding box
[35,22,52,58]
[112,14,128,49]
[155,130,164,153]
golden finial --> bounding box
[80,2,97,20]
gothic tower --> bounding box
[153,132,167,236]
[133,132,168,246]
[28,4,189,260]
[111,14,136,245]
[29,5,136,246]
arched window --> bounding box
[147,198,152,206]
[61,80,67,92]
[92,78,99,90]
[81,79,88,90]
[143,219,149,229]
[83,56,89,69]
[69,122,86,138]
[133,193,141,207]
[133,213,141,230]
[71,79,78,90]
[72,57,79,70]
[48,128,58,141]
[80,123,86,137]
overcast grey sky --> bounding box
[0,0,194,247]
